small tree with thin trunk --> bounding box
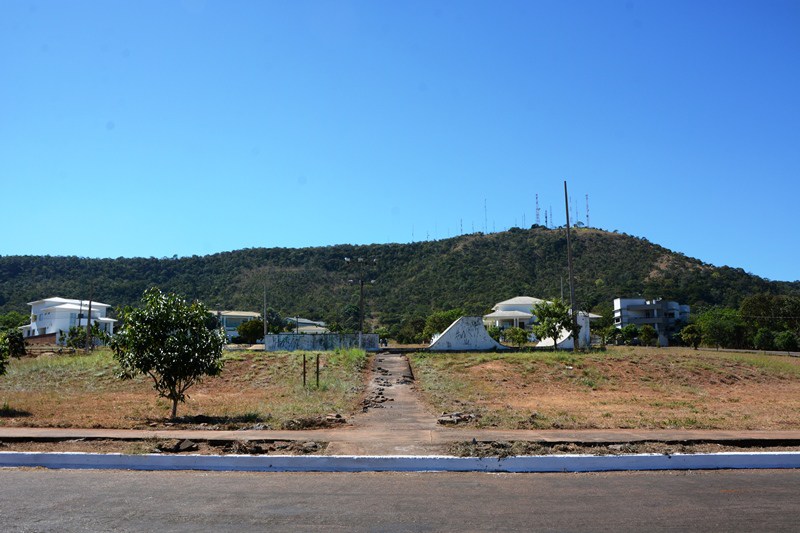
[639,324,657,347]
[531,299,574,351]
[680,324,702,350]
[110,288,226,419]
[0,334,10,376]
[503,326,530,348]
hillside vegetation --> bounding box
[1,227,798,328]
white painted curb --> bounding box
[2,451,800,473]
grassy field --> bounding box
[410,346,800,430]
[0,348,368,429]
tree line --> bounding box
[1,227,798,339]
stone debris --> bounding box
[281,414,346,430]
[437,412,479,425]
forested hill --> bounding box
[1,226,798,325]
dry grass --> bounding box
[410,346,800,430]
[0,348,368,429]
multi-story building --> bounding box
[21,297,116,344]
[613,298,690,346]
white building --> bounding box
[482,296,546,330]
[21,297,116,344]
[613,298,690,346]
[212,310,262,341]
[483,296,592,349]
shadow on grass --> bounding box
[0,406,32,418]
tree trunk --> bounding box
[171,398,178,419]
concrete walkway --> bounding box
[2,352,800,455]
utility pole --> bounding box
[564,181,579,351]
[84,290,93,354]
[345,257,376,346]
[263,283,267,348]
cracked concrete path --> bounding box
[324,352,441,455]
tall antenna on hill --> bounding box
[544,210,548,227]
[586,194,590,227]
[484,198,488,233]
[535,194,541,225]
[549,206,553,228]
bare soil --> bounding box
[448,440,800,458]
[411,346,800,430]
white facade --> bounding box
[483,296,547,330]
[482,296,592,349]
[613,298,690,346]
[21,297,116,344]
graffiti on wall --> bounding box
[265,333,380,352]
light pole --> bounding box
[344,257,376,335]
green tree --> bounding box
[680,324,702,350]
[775,331,799,353]
[486,325,502,342]
[753,328,775,351]
[394,315,426,344]
[604,325,621,346]
[110,288,226,419]
[621,324,639,345]
[0,329,26,358]
[263,308,287,334]
[237,319,264,344]
[695,308,746,349]
[423,309,463,341]
[503,326,530,348]
[0,311,27,332]
[531,299,573,351]
[639,324,657,347]
[60,323,109,350]
[0,334,11,375]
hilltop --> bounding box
[1,226,798,326]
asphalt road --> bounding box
[1,469,798,532]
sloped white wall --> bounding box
[429,316,507,351]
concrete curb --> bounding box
[2,451,800,473]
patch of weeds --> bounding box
[579,367,607,389]
[660,417,702,429]
[549,412,579,429]
[125,438,164,455]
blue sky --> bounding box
[1,0,798,282]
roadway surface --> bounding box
[2,468,799,532]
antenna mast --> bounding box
[586,194,590,227]
[484,199,488,233]
[535,194,541,225]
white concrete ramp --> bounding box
[429,317,507,351]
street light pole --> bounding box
[345,256,376,339]
[564,180,579,351]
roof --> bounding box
[286,317,327,327]
[483,310,534,319]
[493,296,549,308]
[212,310,261,318]
[28,297,112,308]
